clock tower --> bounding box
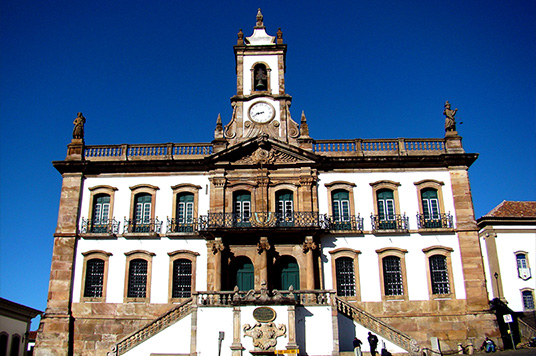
[222,9,300,146]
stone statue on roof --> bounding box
[443,101,458,132]
[73,112,86,139]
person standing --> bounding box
[353,337,363,356]
[368,332,379,356]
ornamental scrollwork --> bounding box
[243,322,286,351]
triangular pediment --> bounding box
[209,135,318,166]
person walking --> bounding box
[353,337,363,356]
[367,332,379,356]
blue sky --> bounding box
[1,1,534,328]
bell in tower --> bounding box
[254,64,268,91]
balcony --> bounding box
[123,218,163,235]
[166,218,198,233]
[198,212,329,231]
[371,214,409,233]
[327,215,364,232]
[416,213,453,230]
[80,218,120,235]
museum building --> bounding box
[35,10,499,356]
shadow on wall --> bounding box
[338,313,357,351]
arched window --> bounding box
[276,190,294,226]
[91,194,110,232]
[84,258,105,298]
[233,191,251,227]
[421,188,440,227]
[335,257,355,296]
[429,255,450,295]
[276,256,300,290]
[134,193,152,232]
[0,333,8,356]
[127,258,148,298]
[332,190,350,222]
[172,259,192,298]
[175,192,194,232]
[522,290,535,310]
[230,257,254,291]
[383,256,403,296]
[9,334,20,356]
[377,189,395,229]
[516,253,531,280]
[81,250,111,302]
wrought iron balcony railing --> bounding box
[327,215,364,232]
[80,218,120,234]
[166,218,199,233]
[416,213,453,229]
[370,214,409,232]
[123,218,163,234]
[198,212,329,230]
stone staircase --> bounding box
[335,297,420,355]
[109,298,193,355]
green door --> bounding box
[235,258,254,291]
[280,257,300,290]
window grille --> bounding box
[335,257,355,297]
[429,255,450,294]
[383,256,403,295]
[128,259,148,298]
[523,290,535,310]
[172,259,192,298]
[84,259,105,298]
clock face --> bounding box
[248,101,275,124]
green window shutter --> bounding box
[421,189,440,219]
[177,193,195,223]
[377,189,395,221]
[332,190,350,222]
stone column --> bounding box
[257,237,271,288]
[35,172,84,356]
[208,238,225,291]
[286,305,299,351]
[303,236,317,290]
[231,306,244,356]
[449,167,489,311]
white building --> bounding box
[36,10,499,356]
[478,200,536,348]
[0,298,42,356]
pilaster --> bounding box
[449,167,489,311]
[231,307,244,356]
[286,305,298,351]
[35,172,84,356]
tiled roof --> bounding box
[484,201,536,218]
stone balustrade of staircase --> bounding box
[335,297,421,355]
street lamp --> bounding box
[494,272,501,300]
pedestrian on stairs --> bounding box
[368,332,379,356]
[353,337,363,356]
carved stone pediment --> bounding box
[210,136,317,166]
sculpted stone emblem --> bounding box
[243,322,286,351]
